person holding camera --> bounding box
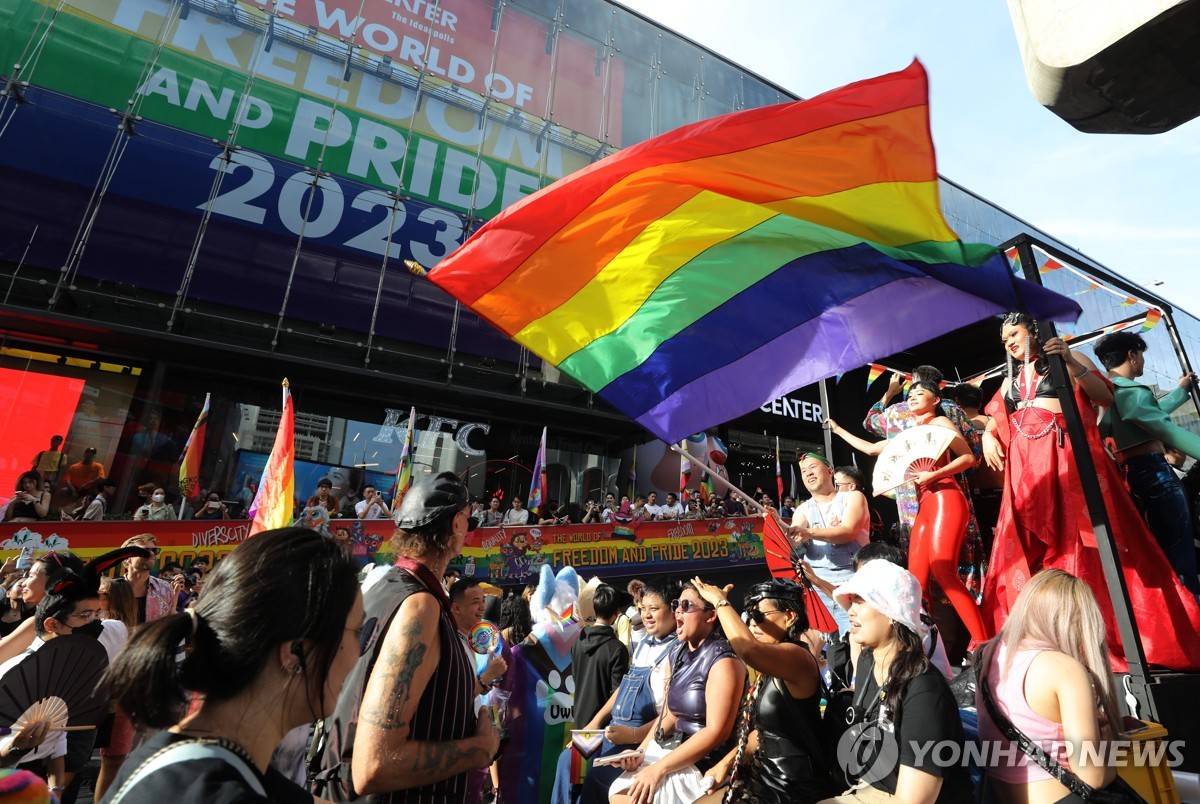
[4,472,50,523]
[193,490,230,521]
[582,500,604,524]
[355,485,392,521]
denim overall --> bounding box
[551,640,674,804]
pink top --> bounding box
[978,642,1068,784]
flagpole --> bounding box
[818,379,834,459]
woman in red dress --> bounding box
[982,312,1200,671]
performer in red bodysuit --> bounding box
[828,381,989,645]
[982,312,1200,672]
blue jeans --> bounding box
[1122,453,1200,595]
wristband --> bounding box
[1073,365,1088,379]
[715,600,731,609]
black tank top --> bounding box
[8,493,44,519]
[746,676,837,802]
[1004,364,1056,412]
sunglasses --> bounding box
[670,598,711,614]
[746,607,785,624]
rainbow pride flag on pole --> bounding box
[528,427,548,515]
[429,61,1079,443]
[249,380,294,535]
[389,406,417,509]
[177,392,210,509]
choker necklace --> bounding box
[174,731,257,769]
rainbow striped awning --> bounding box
[430,61,1079,442]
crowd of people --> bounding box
[0,478,1174,803]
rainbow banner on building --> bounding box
[177,393,210,503]
[249,380,295,535]
[429,60,1079,443]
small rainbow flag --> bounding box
[1005,247,1021,272]
[1039,257,1064,274]
[528,426,548,514]
[1074,281,1100,296]
[389,406,417,509]
[177,392,210,504]
[1141,309,1163,333]
[428,61,1079,443]
[249,380,294,535]
[866,363,887,390]
[1120,296,1139,307]
[700,470,715,503]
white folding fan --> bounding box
[872,425,956,495]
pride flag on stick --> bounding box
[177,392,210,514]
[390,407,417,509]
[249,380,294,536]
[529,427,548,515]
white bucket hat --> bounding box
[832,559,928,639]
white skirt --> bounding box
[608,740,715,804]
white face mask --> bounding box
[152,494,165,503]
[207,501,220,508]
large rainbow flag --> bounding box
[429,61,1079,443]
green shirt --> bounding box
[1100,376,1200,459]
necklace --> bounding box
[173,731,258,769]
[1011,364,1059,440]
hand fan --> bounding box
[871,425,956,496]
[0,634,110,729]
[761,515,839,633]
[761,512,798,580]
[799,575,839,634]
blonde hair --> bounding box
[997,569,1123,736]
[122,533,156,549]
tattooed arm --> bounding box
[352,591,499,794]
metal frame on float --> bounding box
[1003,232,1200,723]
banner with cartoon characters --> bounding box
[0,517,767,578]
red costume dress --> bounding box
[983,369,1200,671]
